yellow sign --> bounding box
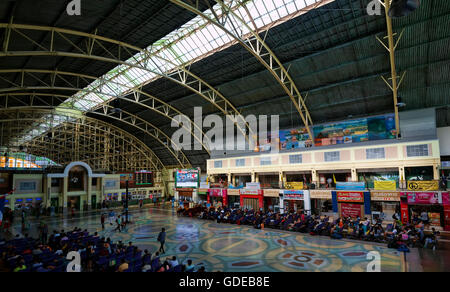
[407,181,439,191]
[374,181,397,191]
[285,182,304,190]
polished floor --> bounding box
[8,208,409,272]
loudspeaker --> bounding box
[388,0,420,18]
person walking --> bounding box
[108,210,115,225]
[157,228,166,254]
[115,215,122,232]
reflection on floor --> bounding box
[10,208,407,272]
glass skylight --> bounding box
[20,0,327,143]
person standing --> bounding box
[101,213,106,230]
[157,228,166,254]
[41,223,48,244]
[21,208,27,231]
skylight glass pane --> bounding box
[21,0,325,142]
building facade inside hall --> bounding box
[2,108,449,231]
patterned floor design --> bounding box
[11,208,405,272]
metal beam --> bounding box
[0,23,252,142]
[377,0,404,138]
[169,0,315,141]
[0,100,191,168]
[0,69,211,154]
[0,110,165,172]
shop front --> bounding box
[208,189,228,208]
[263,189,280,212]
[240,189,264,211]
[280,190,311,214]
[370,191,400,222]
[400,192,450,230]
[198,189,208,203]
[310,190,333,216]
[227,189,241,208]
[198,182,210,203]
[332,191,371,219]
[67,196,81,211]
[176,188,194,201]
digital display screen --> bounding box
[175,169,200,188]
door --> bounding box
[91,195,97,210]
[242,198,259,210]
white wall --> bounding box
[399,108,437,138]
[438,127,450,156]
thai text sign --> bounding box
[341,203,362,218]
[407,192,439,205]
[337,191,364,203]
[283,190,304,201]
[285,182,304,190]
[407,181,439,191]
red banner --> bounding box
[442,192,450,206]
[336,191,364,203]
[208,189,228,207]
[209,189,227,197]
[400,200,409,225]
[444,205,450,232]
[406,192,439,205]
[341,203,362,218]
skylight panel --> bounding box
[21,0,326,142]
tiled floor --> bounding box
[9,208,407,272]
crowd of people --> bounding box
[196,206,441,251]
[0,227,205,272]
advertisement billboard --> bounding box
[406,192,440,205]
[340,203,362,218]
[175,169,199,188]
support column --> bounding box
[100,177,105,204]
[10,197,15,211]
[433,164,439,181]
[62,177,68,216]
[279,171,284,189]
[87,176,92,211]
[351,169,358,182]
[279,195,284,214]
[251,172,256,183]
[193,190,198,204]
[304,191,311,215]
[399,166,406,189]
[255,173,260,183]
[44,176,52,209]
[311,170,318,186]
[227,173,231,185]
